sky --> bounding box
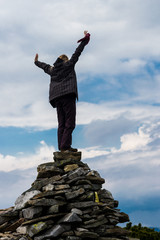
[0,0,160,228]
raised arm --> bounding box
[34,53,53,75]
[69,31,90,65]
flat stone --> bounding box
[16,226,27,234]
[91,184,102,191]
[0,222,9,231]
[83,218,108,228]
[37,162,63,178]
[54,151,81,161]
[14,190,41,210]
[55,184,70,190]
[34,224,71,240]
[99,238,125,240]
[0,207,18,218]
[75,230,99,238]
[107,215,119,225]
[112,211,130,223]
[76,227,89,232]
[26,221,48,237]
[72,184,93,191]
[71,209,83,216]
[31,175,62,190]
[61,230,74,237]
[22,214,63,226]
[99,189,114,200]
[68,167,87,180]
[64,164,79,172]
[42,183,55,191]
[58,212,82,223]
[79,191,94,201]
[87,170,101,177]
[86,175,105,184]
[47,205,59,214]
[65,188,85,200]
[4,218,24,232]
[68,201,96,210]
[66,237,81,240]
[22,206,43,219]
[27,198,66,207]
[67,176,86,185]
[103,227,129,237]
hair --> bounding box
[59,54,69,62]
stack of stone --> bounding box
[0,152,129,240]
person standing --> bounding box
[34,31,90,152]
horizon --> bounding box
[0,0,160,228]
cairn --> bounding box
[0,152,129,240]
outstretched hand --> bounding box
[34,53,39,62]
[77,30,90,44]
[84,30,88,36]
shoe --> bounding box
[60,147,78,153]
[69,147,78,152]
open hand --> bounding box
[84,30,88,36]
[34,53,39,62]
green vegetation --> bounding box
[124,222,160,240]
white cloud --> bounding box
[120,126,152,151]
[0,141,55,172]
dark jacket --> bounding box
[35,40,88,107]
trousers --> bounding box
[54,94,76,150]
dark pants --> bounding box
[54,95,76,150]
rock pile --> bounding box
[0,152,129,240]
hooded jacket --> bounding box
[35,39,89,107]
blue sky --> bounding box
[0,0,160,228]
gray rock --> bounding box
[66,237,81,240]
[83,218,108,228]
[99,238,125,240]
[79,191,94,201]
[42,183,55,191]
[86,175,105,184]
[75,230,99,238]
[91,184,102,191]
[37,162,63,178]
[72,184,92,191]
[112,211,130,223]
[16,226,27,234]
[87,170,101,177]
[31,175,62,190]
[22,214,62,226]
[68,201,96,209]
[65,188,85,200]
[64,164,79,172]
[22,206,43,219]
[107,215,119,225]
[0,207,18,217]
[54,151,82,161]
[34,224,71,240]
[47,205,59,214]
[61,230,74,237]
[71,208,83,216]
[27,198,66,207]
[14,190,41,210]
[26,221,48,237]
[55,184,70,190]
[99,189,114,200]
[67,167,87,180]
[58,212,82,223]
[101,227,129,237]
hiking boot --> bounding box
[60,147,78,153]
